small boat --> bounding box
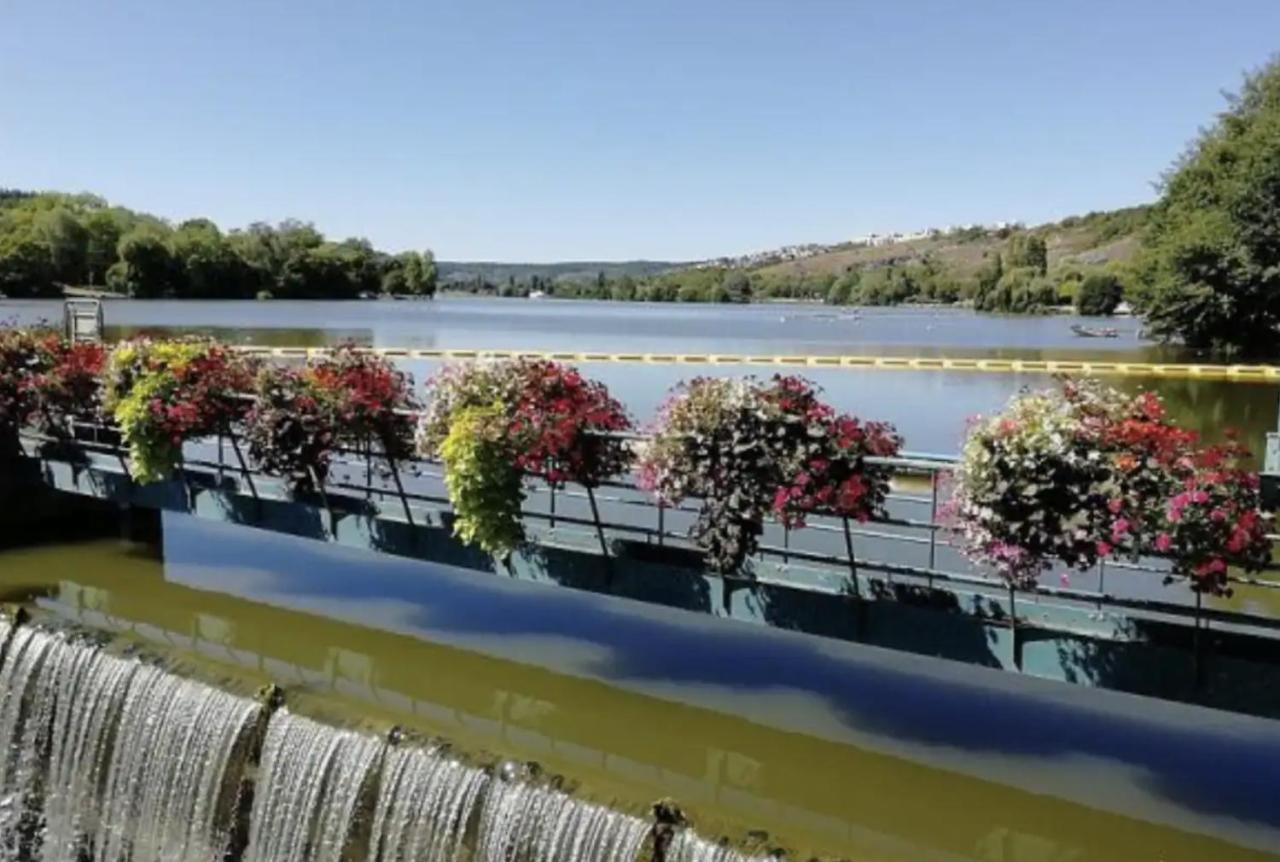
[1071,324,1120,339]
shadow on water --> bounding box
[161,513,1280,836]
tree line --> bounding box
[0,193,437,300]
[459,231,1128,317]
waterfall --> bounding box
[367,744,489,861]
[92,666,260,861]
[245,709,384,862]
[0,623,64,860]
[0,624,261,862]
[0,618,775,862]
[475,775,651,862]
[667,831,775,862]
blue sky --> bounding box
[2,1,1278,261]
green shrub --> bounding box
[1076,272,1124,316]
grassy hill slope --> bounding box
[752,206,1149,281]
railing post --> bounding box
[841,516,861,600]
[308,465,337,538]
[226,432,263,523]
[1192,589,1204,691]
[842,516,866,640]
[928,470,939,573]
[657,500,665,546]
[549,484,557,530]
[586,484,610,559]
[384,453,415,529]
[365,435,374,500]
[1009,583,1022,671]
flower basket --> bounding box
[420,359,632,558]
[638,375,901,574]
[103,339,259,484]
[952,379,1274,593]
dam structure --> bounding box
[2,401,1280,860]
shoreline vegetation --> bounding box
[3,59,1278,357]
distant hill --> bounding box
[750,205,1150,281]
[439,260,683,286]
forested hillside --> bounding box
[0,192,437,300]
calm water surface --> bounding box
[5,297,1278,457]
[1,515,1278,862]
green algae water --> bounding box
[1,513,1278,862]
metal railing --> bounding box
[18,415,1280,649]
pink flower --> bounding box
[1096,540,1113,557]
[1155,533,1172,553]
[1111,518,1131,539]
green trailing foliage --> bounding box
[439,404,526,558]
[419,359,632,558]
[103,340,257,484]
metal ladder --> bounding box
[63,299,103,344]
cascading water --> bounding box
[367,743,489,861]
[667,831,775,862]
[92,666,261,861]
[0,624,260,862]
[475,775,652,862]
[0,618,775,862]
[244,709,384,862]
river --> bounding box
[3,297,1279,860]
[4,297,1278,458]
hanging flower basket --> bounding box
[638,375,901,574]
[419,359,632,558]
[951,379,1273,593]
[103,339,259,484]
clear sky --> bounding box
[2,1,1278,261]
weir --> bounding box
[10,423,1280,721]
[4,403,1280,859]
[0,615,772,862]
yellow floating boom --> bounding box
[229,346,1280,381]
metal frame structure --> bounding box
[19,418,1280,647]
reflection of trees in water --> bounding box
[1121,378,1279,459]
[107,325,380,347]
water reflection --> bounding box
[1,514,1276,860]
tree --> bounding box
[720,270,751,303]
[420,250,438,298]
[83,209,124,286]
[1006,234,1048,275]
[171,218,251,298]
[0,232,57,297]
[33,207,89,285]
[109,229,175,298]
[827,271,860,305]
[1076,272,1124,316]
[1140,57,1280,356]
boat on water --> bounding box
[1071,323,1120,338]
